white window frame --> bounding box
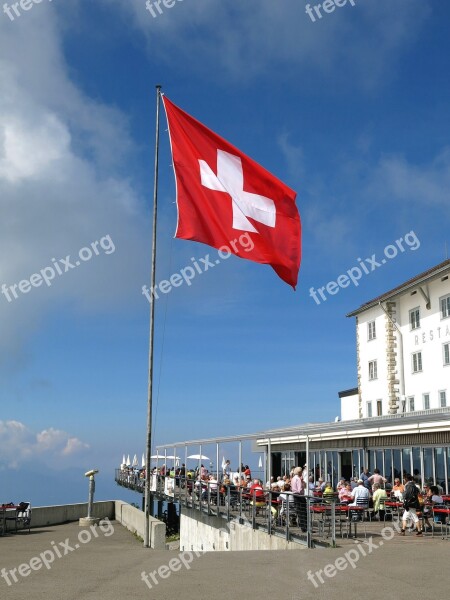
[444,343,450,366]
[441,295,450,319]
[423,393,430,410]
[412,351,422,373]
[409,307,420,330]
[408,396,415,412]
[367,321,376,341]
[368,360,378,380]
[367,401,373,418]
[439,390,447,408]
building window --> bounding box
[409,307,420,330]
[444,343,450,366]
[412,352,422,373]
[408,396,415,412]
[441,295,450,319]
[439,390,447,408]
[376,400,382,416]
[367,401,373,418]
[368,360,378,380]
[368,321,376,341]
[423,393,430,410]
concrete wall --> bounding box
[180,508,305,552]
[31,501,115,528]
[114,500,166,549]
[22,501,165,550]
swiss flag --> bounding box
[162,96,301,288]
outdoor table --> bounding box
[384,500,403,520]
[310,504,364,538]
[0,506,18,535]
[337,505,365,538]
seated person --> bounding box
[315,478,325,493]
[266,476,275,489]
[349,480,370,507]
[337,478,346,491]
[422,485,445,531]
[338,482,353,504]
[392,478,405,501]
[249,479,266,507]
[322,482,335,504]
[349,479,370,521]
[201,475,218,501]
[279,483,295,520]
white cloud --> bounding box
[0,7,150,368]
[0,420,89,469]
[107,0,430,88]
[368,149,450,208]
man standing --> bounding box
[400,474,422,536]
[368,468,387,490]
[360,468,371,490]
[223,460,231,478]
[292,467,307,532]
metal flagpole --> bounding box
[144,84,162,548]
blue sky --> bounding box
[1,0,450,505]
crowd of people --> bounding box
[118,461,448,536]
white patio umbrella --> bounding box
[122,454,126,465]
[258,456,263,468]
[164,456,180,460]
[132,454,138,467]
[187,454,210,461]
[126,454,131,466]
[221,457,227,470]
[141,453,146,468]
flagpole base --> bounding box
[79,517,100,527]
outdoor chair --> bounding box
[5,502,31,534]
[432,506,449,539]
[16,502,32,533]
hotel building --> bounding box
[257,259,450,492]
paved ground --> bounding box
[0,521,448,600]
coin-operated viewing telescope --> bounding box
[79,469,100,527]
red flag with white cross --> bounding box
[162,96,301,288]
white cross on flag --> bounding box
[162,96,301,288]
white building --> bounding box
[342,259,450,420]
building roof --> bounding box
[338,387,358,398]
[347,259,450,317]
[157,408,450,448]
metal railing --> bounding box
[115,470,450,546]
[115,469,145,493]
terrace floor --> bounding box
[0,520,448,600]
